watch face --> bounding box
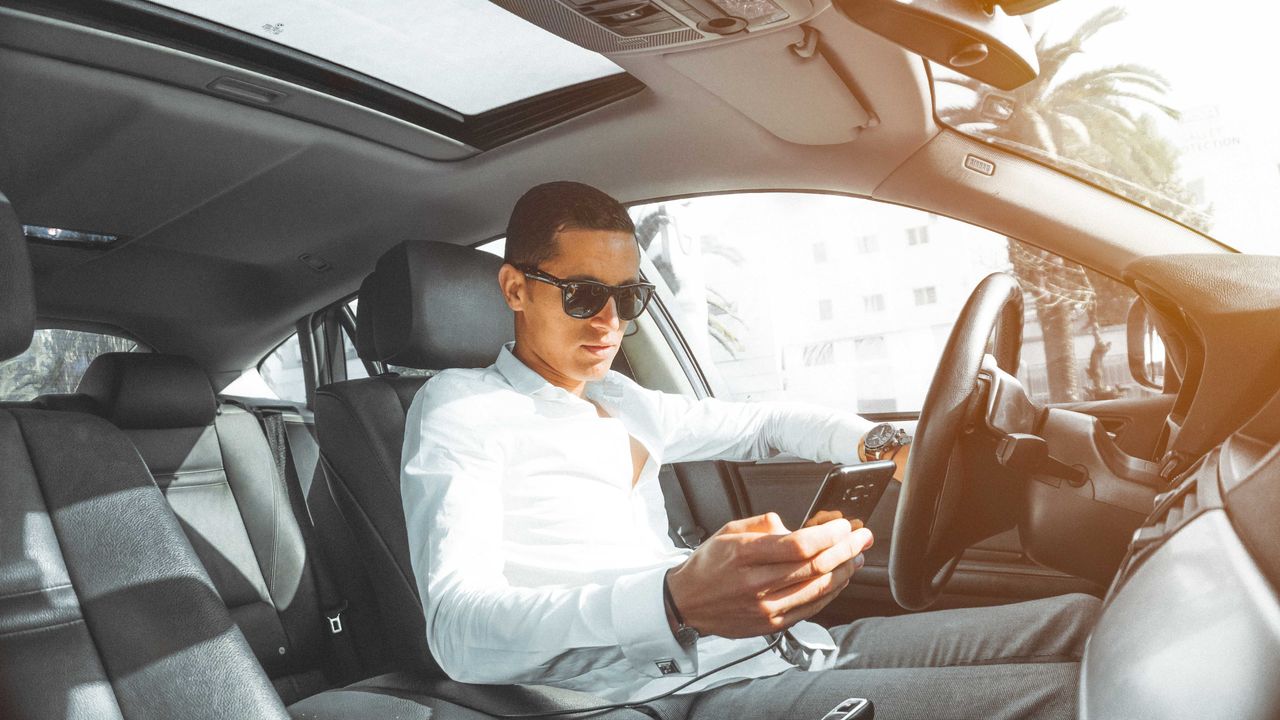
[865,423,895,450]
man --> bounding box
[401,182,1099,720]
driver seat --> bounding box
[307,240,649,718]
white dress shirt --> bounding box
[401,342,874,702]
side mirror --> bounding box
[1126,299,1166,391]
[834,0,1040,90]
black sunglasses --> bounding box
[517,265,656,321]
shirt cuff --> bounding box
[611,565,699,679]
[832,413,874,465]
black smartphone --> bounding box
[800,461,896,529]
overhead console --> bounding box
[496,0,1054,147]
[491,0,820,54]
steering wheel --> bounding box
[889,272,1025,610]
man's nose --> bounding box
[590,296,622,329]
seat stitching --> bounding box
[0,582,74,601]
[155,467,225,478]
[0,617,87,639]
[163,480,234,490]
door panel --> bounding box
[1059,393,1176,460]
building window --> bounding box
[802,341,835,367]
[812,241,828,263]
[858,397,899,414]
[818,298,833,321]
[854,335,888,361]
[907,226,930,245]
[914,286,937,306]
[855,235,879,254]
[863,294,885,313]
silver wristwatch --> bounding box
[862,422,911,461]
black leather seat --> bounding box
[314,241,512,676]
[74,352,353,704]
[0,194,292,719]
[312,241,652,719]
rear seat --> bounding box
[72,352,359,705]
[0,192,291,719]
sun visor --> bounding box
[664,27,872,145]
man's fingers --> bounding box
[759,554,862,622]
[772,568,857,630]
[740,520,870,565]
[716,512,790,537]
[746,531,872,592]
[739,518,849,563]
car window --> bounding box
[258,334,308,404]
[0,328,141,402]
[630,193,1153,414]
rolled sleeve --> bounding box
[651,387,874,466]
[611,564,698,678]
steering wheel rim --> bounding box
[889,272,1024,611]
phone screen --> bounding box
[800,461,896,529]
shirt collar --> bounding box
[495,342,554,397]
[494,342,623,402]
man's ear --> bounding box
[498,263,526,312]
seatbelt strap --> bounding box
[257,410,363,685]
[657,465,706,549]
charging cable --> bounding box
[447,633,786,718]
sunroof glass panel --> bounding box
[147,0,625,115]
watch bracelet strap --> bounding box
[662,569,687,627]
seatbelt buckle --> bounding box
[326,602,348,635]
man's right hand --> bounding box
[665,512,873,639]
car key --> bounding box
[818,697,873,720]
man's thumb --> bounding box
[718,511,790,536]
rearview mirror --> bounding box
[1126,299,1165,391]
[834,0,1039,90]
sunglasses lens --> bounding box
[618,287,653,321]
[563,283,609,318]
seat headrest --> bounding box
[77,353,218,429]
[366,240,513,370]
[0,193,35,361]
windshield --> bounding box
[932,1,1280,254]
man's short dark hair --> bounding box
[504,181,636,267]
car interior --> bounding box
[0,0,1278,718]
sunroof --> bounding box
[146,0,625,115]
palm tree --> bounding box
[635,206,747,357]
[939,7,1210,402]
